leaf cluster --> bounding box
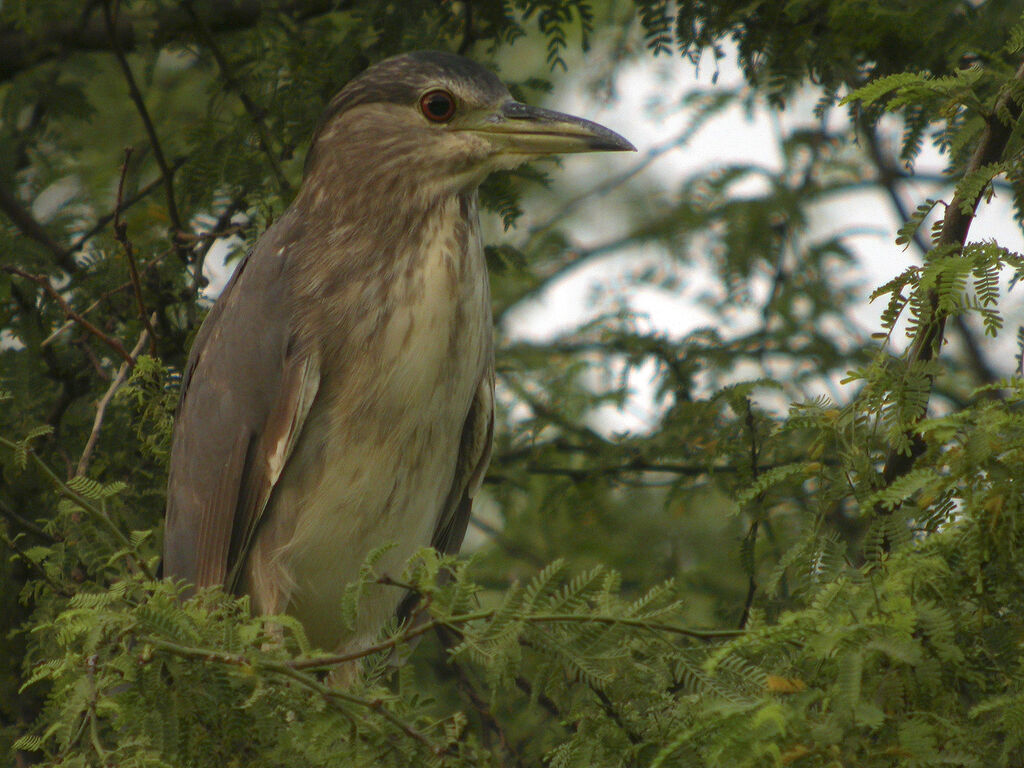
[5,1,1024,766]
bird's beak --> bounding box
[463,101,636,156]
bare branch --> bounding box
[76,322,152,478]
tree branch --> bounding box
[2,266,135,365]
[862,123,1001,391]
[145,636,441,752]
[102,0,186,249]
[112,148,158,355]
[876,61,1024,502]
[68,157,188,255]
[0,0,340,84]
[0,435,154,579]
[290,608,742,673]
[0,180,77,272]
[0,496,54,542]
[76,322,152,477]
[739,398,761,629]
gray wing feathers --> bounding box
[432,366,495,555]
[226,351,319,591]
[164,216,317,592]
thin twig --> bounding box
[191,199,247,294]
[112,147,158,354]
[591,684,642,749]
[513,674,564,725]
[502,375,608,446]
[0,526,73,596]
[2,266,134,365]
[468,516,545,566]
[181,1,293,194]
[290,609,743,672]
[41,247,174,347]
[76,321,152,477]
[68,158,188,254]
[102,0,187,249]
[524,114,708,240]
[434,625,528,768]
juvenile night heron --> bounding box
[164,50,634,653]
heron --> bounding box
[163,50,634,654]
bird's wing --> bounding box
[431,364,495,555]
[164,219,319,593]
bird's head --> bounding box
[303,51,635,201]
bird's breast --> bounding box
[247,192,491,650]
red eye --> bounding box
[420,89,456,122]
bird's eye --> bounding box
[420,89,456,122]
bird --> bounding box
[163,50,634,654]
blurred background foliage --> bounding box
[4,0,1024,765]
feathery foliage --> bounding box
[4,0,1024,765]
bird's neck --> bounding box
[283,186,484,345]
